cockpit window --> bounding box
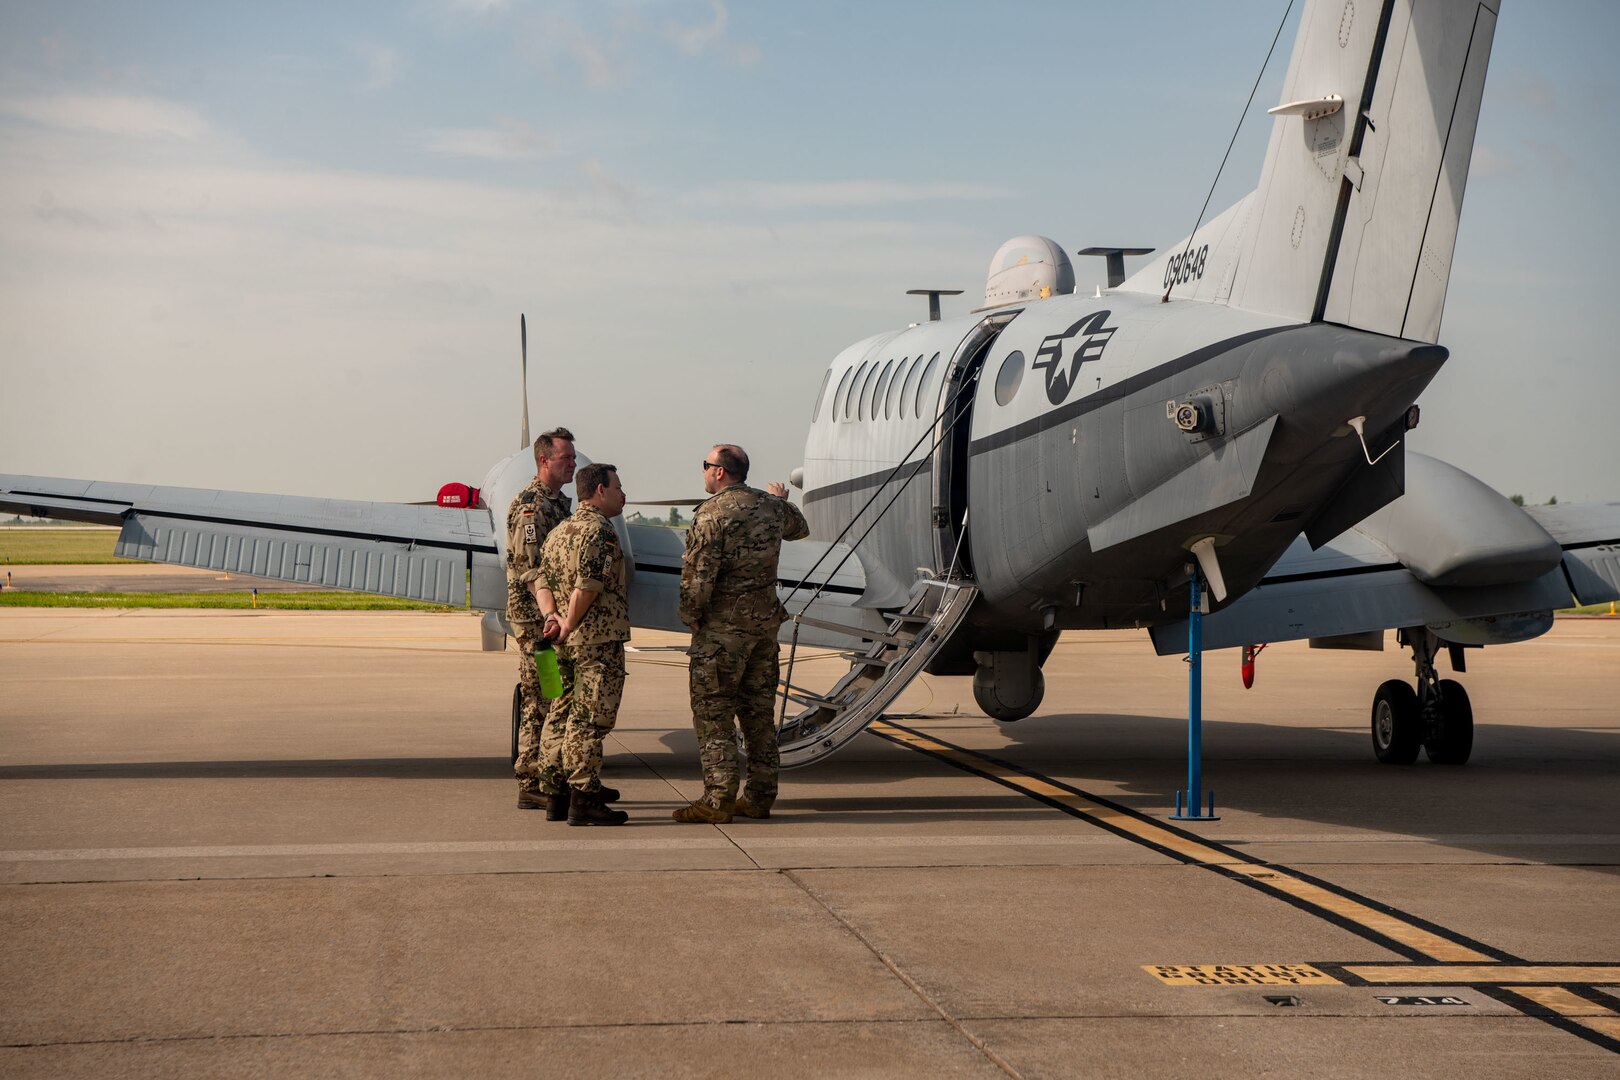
[811,369,832,422]
[914,352,941,419]
[885,356,909,419]
[840,362,867,421]
[898,357,920,419]
[871,359,896,422]
[857,360,881,421]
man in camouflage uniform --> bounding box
[506,427,576,811]
[535,462,632,826]
[673,443,808,824]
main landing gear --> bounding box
[1371,627,1473,766]
[971,634,1056,723]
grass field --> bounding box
[0,590,455,611]
[0,529,130,565]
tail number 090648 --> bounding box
[1163,244,1209,288]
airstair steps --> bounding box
[777,576,977,769]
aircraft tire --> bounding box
[1371,680,1421,764]
[1424,679,1474,765]
[974,668,1045,722]
[511,682,524,766]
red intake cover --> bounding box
[436,482,480,508]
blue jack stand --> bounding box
[1171,566,1220,822]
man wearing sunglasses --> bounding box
[674,444,808,824]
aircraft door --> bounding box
[929,313,1016,576]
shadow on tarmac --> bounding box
[5,710,1616,869]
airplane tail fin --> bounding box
[1125,0,1499,344]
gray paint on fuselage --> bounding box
[802,288,1449,633]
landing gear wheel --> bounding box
[1371,679,1421,764]
[511,682,524,766]
[973,667,1045,722]
[1424,679,1474,765]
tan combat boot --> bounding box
[732,796,770,819]
[672,800,734,824]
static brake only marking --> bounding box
[1145,965,1338,987]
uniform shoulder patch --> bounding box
[523,522,537,543]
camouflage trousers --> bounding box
[511,624,553,786]
[539,640,626,793]
[688,629,780,811]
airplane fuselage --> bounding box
[801,291,1446,641]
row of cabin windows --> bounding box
[811,351,942,425]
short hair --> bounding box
[534,427,575,460]
[711,444,749,480]
[576,462,617,501]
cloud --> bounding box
[1500,72,1556,113]
[1469,143,1516,179]
[665,0,760,67]
[355,42,404,93]
[685,179,1011,211]
[445,0,510,12]
[32,191,110,231]
[421,118,550,160]
[0,94,209,140]
[580,157,636,213]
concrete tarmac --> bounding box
[2,608,1617,1078]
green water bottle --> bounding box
[534,640,563,699]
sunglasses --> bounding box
[701,460,722,471]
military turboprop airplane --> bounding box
[4,0,1617,773]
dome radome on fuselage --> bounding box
[983,236,1075,309]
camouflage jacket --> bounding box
[505,476,572,624]
[679,483,809,635]
[540,505,631,646]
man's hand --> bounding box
[541,613,562,642]
[766,482,788,498]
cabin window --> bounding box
[840,361,867,421]
[857,359,881,421]
[898,357,920,419]
[885,356,909,419]
[994,350,1024,406]
[914,352,941,419]
[811,369,832,422]
[870,359,896,422]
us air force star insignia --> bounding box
[1031,309,1118,406]
[523,523,537,543]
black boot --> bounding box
[567,788,628,826]
[545,789,570,821]
[598,785,620,803]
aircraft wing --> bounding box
[0,474,499,607]
[1149,458,1620,656]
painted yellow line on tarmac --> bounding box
[1505,986,1620,1041]
[873,720,1495,963]
[1223,864,1494,963]
[1348,965,1620,985]
[873,723,1241,865]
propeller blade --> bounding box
[627,498,706,506]
[519,313,531,451]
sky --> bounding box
[1,0,1615,507]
